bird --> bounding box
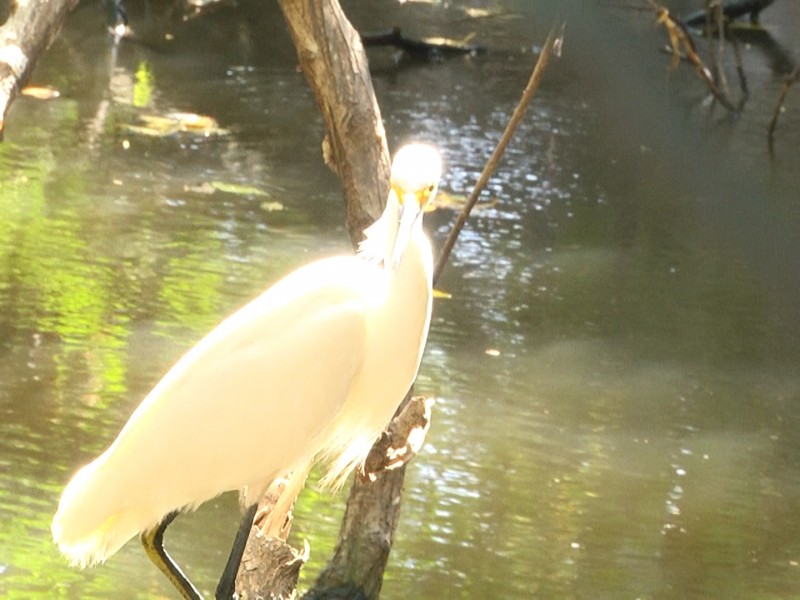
[51,142,442,599]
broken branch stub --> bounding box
[361,396,434,482]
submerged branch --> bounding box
[649,2,738,113]
[768,61,800,139]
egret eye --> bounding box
[419,184,436,205]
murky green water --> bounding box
[1,1,799,598]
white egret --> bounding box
[52,143,442,599]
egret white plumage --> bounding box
[51,143,442,599]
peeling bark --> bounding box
[236,396,433,599]
[305,397,433,600]
[237,530,308,599]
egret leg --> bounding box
[141,511,202,600]
[215,503,258,600]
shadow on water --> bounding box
[0,0,799,598]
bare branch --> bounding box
[432,21,564,286]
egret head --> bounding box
[390,143,442,208]
[387,143,442,267]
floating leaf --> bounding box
[183,181,274,200]
[210,181,269,196]
[183,182,217,195]
[464,7,508,18]
[260,201,284,212]
[21,85,60,100]
[427,190,499,213]
[120,112,227,137]
[167,112,221,132]
[423,32,477,47]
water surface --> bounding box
[1,1,799,598]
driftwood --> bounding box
[305,396,433,600]
[683,0,777,28]
[0,0,80,136]
[237,531,308,599]
[362,26,486,60]
[359,396,433,481]
[235,396,434,599]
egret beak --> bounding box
[390,192,423,268]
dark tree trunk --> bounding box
[277,0,390,246]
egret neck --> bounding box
[323,151,438,486]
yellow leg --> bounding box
[141,511,202,600]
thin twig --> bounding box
[730,33,748,105]
[768,62,800,139]
[432,21,563,285]
[710,1,732,101]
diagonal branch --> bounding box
[649,2,738,113]
[768,61,800,140]
[433,22,564,285]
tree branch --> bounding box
[768,61,800,140]
[433,22,564,285]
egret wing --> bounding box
[52,255,379,565]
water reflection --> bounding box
[1,0,800,598]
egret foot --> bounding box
[141,511,202,600]
[215,503,258,600]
